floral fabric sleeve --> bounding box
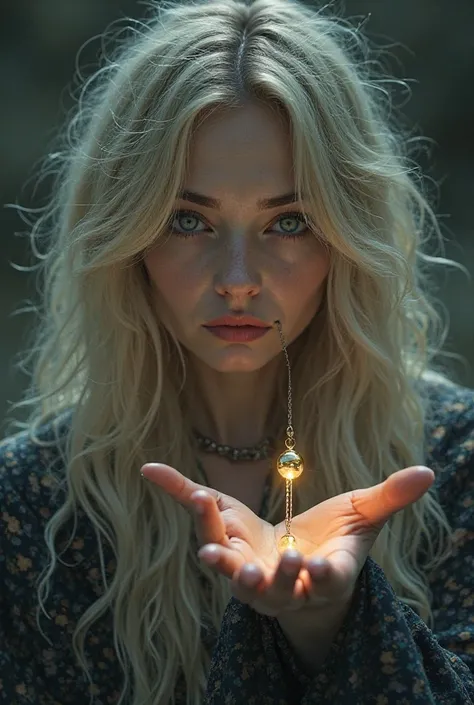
[204,383,474,705]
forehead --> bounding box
[184,102,295,200]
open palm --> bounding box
[141,462,434,618]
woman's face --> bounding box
[144,101,330,372]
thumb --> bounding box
[351,466,435,529]
[140,463,247,514]
[141,463,219,510]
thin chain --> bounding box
[285,478,292,534]
[275,320,296,538]
[275,320,294,442]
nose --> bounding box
[214,235,262,301]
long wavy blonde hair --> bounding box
[5,0,469,702]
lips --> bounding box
[203,325,271,342]
[203,314,271,328]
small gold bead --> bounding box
[278,534,297,552]
[277,449,304,480]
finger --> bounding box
[259,550,305,607]
[305,557,331,582]
[191,490,227,546]
[141,463,219,511]
[230,563,268,605]
[198,543,246,579]
[297,558,352,612]
[302,557,337,605]
[351,466,435,528]
[231,556,306,614]
[232,564,308,617]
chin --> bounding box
[200,348,273,373]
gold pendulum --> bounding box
[274,320,304,553]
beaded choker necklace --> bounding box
[193,428,274,462]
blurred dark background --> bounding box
[1,0,474,435]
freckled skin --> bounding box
[144,101,329,373]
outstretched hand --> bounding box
[141,462,434,621]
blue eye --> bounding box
[168,209,309,239]
[168,210,208,237]
[272,211,309,238]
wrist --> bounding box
[276,599,352,674]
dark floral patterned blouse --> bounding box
[1,379,474,704]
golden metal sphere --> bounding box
[277,449,304,480]
[278,534,297,552]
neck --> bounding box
[187,356,281,447]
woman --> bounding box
[1,0,473,703]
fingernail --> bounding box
[194,503,205,515]
[242,565,261,585]
[199,545,219,563]
[416,466,434,477]
[308,558,329,578]
[191,490,210,502]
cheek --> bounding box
[144,246,207,310]
[271,242,330,308]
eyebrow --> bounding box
[177,189,302,211]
